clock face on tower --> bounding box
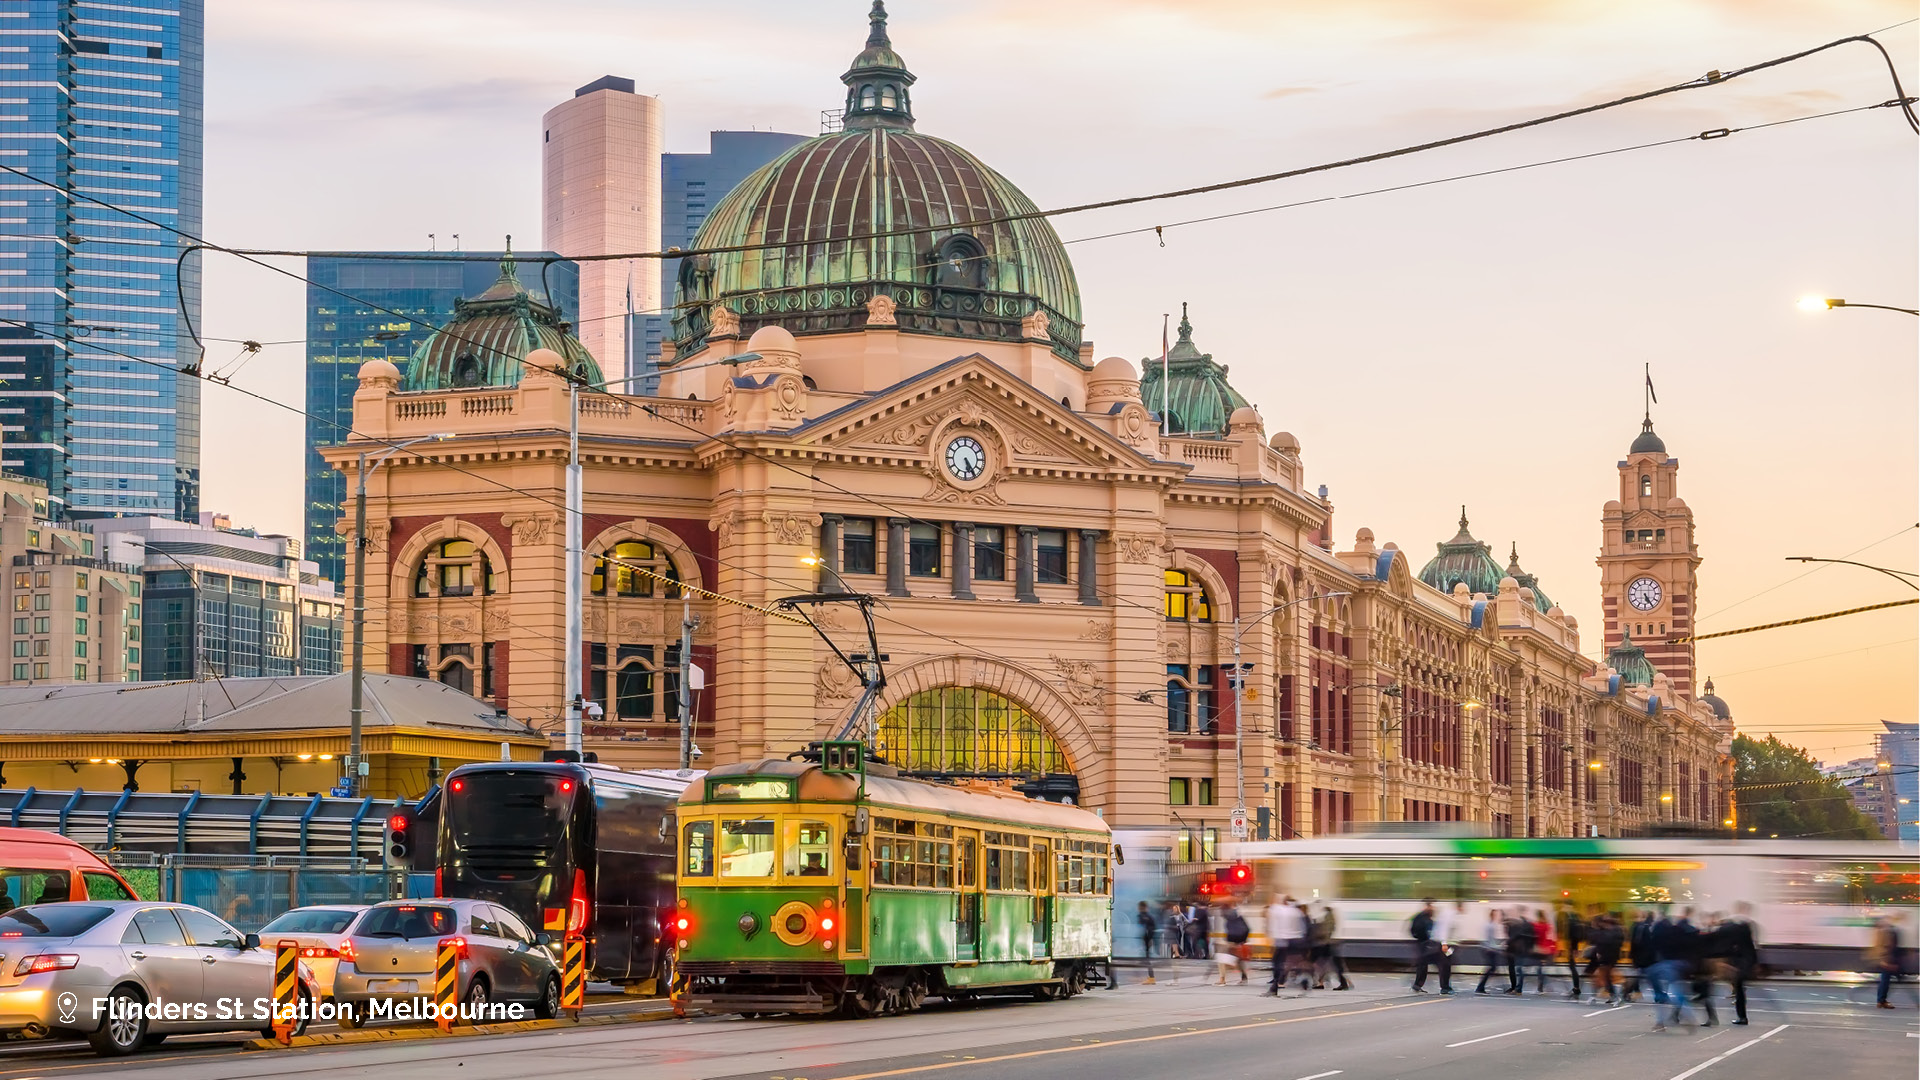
[944,436,986,482]
[1627,576,1663,612]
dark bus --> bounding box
[436,761,698,987]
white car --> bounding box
[256,905,368,1000]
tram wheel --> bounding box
[842,980,886,1019]
[903,971,928,1012]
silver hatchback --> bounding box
[333,899,560,1027]
[0,901,321,1056]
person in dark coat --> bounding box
[1708,903,1759,1025]
[1502,910,1536,994]
[1621,909,1657,1001]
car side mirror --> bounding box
[534,932,553,947]
[243,933,261,950]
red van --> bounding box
[0,827,139,909]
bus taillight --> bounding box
[434,867,444,896]
[566,868,590,934]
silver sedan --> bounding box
[0,901,320,1056]
[333,898,561,1027]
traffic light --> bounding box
[384,807,414,869]
[1225,862,1253,894]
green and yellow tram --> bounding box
[674,755,1113,1016]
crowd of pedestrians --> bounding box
[1133,891,1909,1022]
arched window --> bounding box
[590,540,680,598]
[587,642,682,722]
[932,233,987,290]
[414,539,496,598]
[879,85,898,109]
[1164,569,1212,622]
[877,687,1066,776]
[1640,474,1652,497]
[860,84,876,109]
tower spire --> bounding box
[841,0,916,130]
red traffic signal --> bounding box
[1225,862,1252,892]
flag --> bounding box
[1645,364,1657,405]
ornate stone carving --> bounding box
[1161,630,1188,662]
[709,512,741,548]
[761,510,820,547]
[1049,654,1106,707]
[1011,432,1044,455]
[771,374,806,421]
[585,608,607,634]
[1078,618,1114,642]
[1116,403,1156,451]
[1022,308,1050,339]
[443,615,474,634]
[709,304,740,338]
[502,513,555,547]
[1115,532,1167,564]
[816,657,860,702]
[871,415,939,447]
[618,613,661,639]
[484,608,511,632]
[920,464,1007,506]
[865,293,897,326]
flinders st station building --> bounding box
[325,5,1731,844]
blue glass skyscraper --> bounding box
[0,0,203,520]
[304,252,576,587]
[638,130,807,391]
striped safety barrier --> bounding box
[435,937,461,1032]
[561,936,585,1019]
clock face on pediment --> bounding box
[945,435,986,481]
[1627,576,1663,612]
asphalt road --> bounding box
[0,967,1911,1080]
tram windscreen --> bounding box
[449,772,571,848]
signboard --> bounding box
[1229,807,1248,839]
[329,783,352,798]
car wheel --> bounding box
[141,1033,167,1048]
[87,987,146,1057]
[336,1001,363,1030]
[534,974,561,1020]
[462,977,490,1025]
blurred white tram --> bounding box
[1216,836,1918,970]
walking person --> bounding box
[1710,903,1758,1024]
[1621,909,1657,1001]
[1502,908,1535,994]
[1869,915,1902,1009]
[1586,912,1623,1005]
[1648,909,1697,1031]
[1475,907,1508,994]
[1218,904,1252,985]
[1410,899,1441,994]
[1137,901,1158,985]
[1266,894,1307,997]
[1313,904,1353,990]
[1558,899,1586,999]
[1527,908,1556,994]
[1165,901,1188,958]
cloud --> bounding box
[1262,86,1320,100]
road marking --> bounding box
[813,1000,1438,1080]
[1444,1027,1529,1048]
[1584,1005,1627,1017]
[1664,1023,1788,1080]
[1293,1072,1343,1080]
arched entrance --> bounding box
[875,687,1078,803]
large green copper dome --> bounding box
[401,251,600,392]
[1504,543,1555,614]
[1137,304,1250,437]
[668,2,1083,364]
[1418,509,1507,597]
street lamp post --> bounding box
[1230,591,1350,839]
[349,433,452,796]
[1797,296,1920,317]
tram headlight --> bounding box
[678,938,689,951]
[820,916,834,932]
[821,939,834,952]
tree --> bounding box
[1731,734,1883,840]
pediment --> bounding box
[795,354,1159,476]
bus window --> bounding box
[785,821,834,878]
[719,819,777,878]
[683,821,714,877]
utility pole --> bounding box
[564,382,583,755]
[678,597,695,769]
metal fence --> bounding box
[103,853,434,933]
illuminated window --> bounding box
[415,539,497,597]
[877,687,1067,776]
[590,540,680,598]
[1164,569,1212,622]
[1640,474,1652,497]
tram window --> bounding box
[1031,843,1050,891]
[683,821,714,877]
[1773,862,1920,906]
[935,843,953,889]
[874,838,897,885]
[1011,849,1030,892]
[986,847,1003,890]
[718,819,777,878]
[916,841,936,888]
[958,837,976,889]
[784,820,834,878]
[1337,860,1471,901]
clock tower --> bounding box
[1599,411,1701,698]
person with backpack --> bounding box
[1502,909,1536,994]
[1558,899,1586,999]
[1621,909,1657,1001]
[1217,905,1252,985]
[1137,900,1159,984]
[1311,904,1352,990]
[1586,911,1625,1005]
[1410,899,1443,993]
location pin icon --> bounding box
[57,991,78,1023]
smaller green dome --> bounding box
[1138,304,1250,437]
[1504,543,1554,614]
[1418,508,1505,597]
[1608,629,1657,687]
[1630,416,1666,455]
[402,249,601,392]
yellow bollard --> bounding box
[272,940,299,1045]
[435,937,462,1032]
[561,935,585,1020]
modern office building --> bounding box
[0,0,204,521]
[0,472,140,684]
[542,76,661,387]
[304,252,575,587]
[638,130,810,391]
[100,513,343,681]
[1877,720,1918,843]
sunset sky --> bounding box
[197,0,1916,761]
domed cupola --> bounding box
[401,244,601,391]
[668,1,1083,364]
[1418,508,1506,597]
[842,0,915,130]
[1630,415,1667,455]
[1137,303,1251,437]
[1607,629,1657,687]
[1698,677,1732,721]
[1504,542,1555,614]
